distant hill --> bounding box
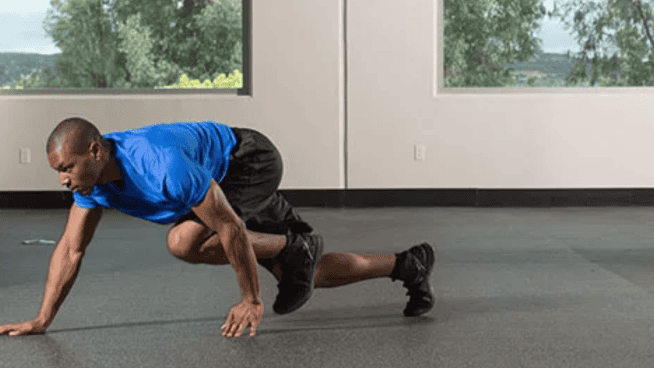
[0,53,59,86]
[503,51,591,87]
[0,51,597,88]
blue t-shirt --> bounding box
[73,121,238,225]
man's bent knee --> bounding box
[167,238,200,263]
[167,221,210,263]
[168,243,200,263]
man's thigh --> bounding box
[171,127,312,237]
[220,128,312,234]
[220,127,284,214]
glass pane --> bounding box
[443,0,654,88]
[1,0,243,90]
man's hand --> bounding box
[0,320,48,337]
[221,300,263,338]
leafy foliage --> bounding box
[163,69,243,88]
[11,0,242,89]
[444,0,548,87]
[44,0,124,88]
[444,0,654,87]
[503,51,585,87]
[116,13,185,88]
[0,53,58,87]
[551,0,654,86]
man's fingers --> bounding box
[224,312,234,327]
[8,327,25,337]
[227,320,241,337]
[222,320,236,337]
[234,323,246,338]
[248,316,259,337]
[222,311,235,336]
[0,325,16,336]
[0,321,44,337]
[222,322,232,337]
[222,321,258,338]
[222,302,263,338]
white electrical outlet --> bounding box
[20,148,31,164]
[414,145,426,161]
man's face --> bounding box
[47,141,104,196]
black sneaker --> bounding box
[391,242,436,317]
[272,232,324,314]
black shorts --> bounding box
[173,127,313,235]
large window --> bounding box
[1,0,247,93]
[443,0,654,88]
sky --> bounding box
[539,0,582,53]
[0,0,583,55]
[0,0,59,54]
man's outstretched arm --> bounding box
[192,178,263,338]
[0,204,103,336]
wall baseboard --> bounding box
[2,189,654,209]
[282,189,654,207]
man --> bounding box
[0,118,436,338]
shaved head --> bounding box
[47,117,116,195]
[46,117,106,155]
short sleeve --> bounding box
[162,151,212,207]
[73,192,100,209]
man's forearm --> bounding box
[35,241,84,326]
[220,223,261,304]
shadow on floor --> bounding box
[46,316,223,334]
[42,303,438,336]
[41,293,572,336]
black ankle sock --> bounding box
[389,252,403,280]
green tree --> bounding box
[110,0,195,86]
[117,13,158,88]
[13,67,60,89]
[28,0,242,89]
[164,69,243,89]
[192,1,243,81]
[111,0,242,85]
[44,0,125,88]
[551,0,654,86]
[444,0,548,87]
[116,13,184,88]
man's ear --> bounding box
[89,141,103,161]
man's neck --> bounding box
[106,157,123,183]
[99,149,123,184]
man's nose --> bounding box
[60,175,70,188]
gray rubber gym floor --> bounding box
[3,206,654,367]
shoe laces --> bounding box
[299,237,314,263]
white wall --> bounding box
[2,0,654,192]
[348,0,654,189]
[0,1,344,191]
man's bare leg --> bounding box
[313,253,395,288]
[168,225,434,316]
[187,230,397,288]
